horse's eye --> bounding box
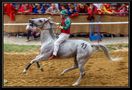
[39,20,43,23]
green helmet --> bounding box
[60,10,68,15]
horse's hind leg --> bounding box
[36,62,44,72]
[23,54,46,74]
[72,57,88,86]
[60,56,78,76]
[72,63,85,86]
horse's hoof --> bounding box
[22,69,27,74]
[59,73,64,76]
[72,83,79,86]
[40,68,44,72]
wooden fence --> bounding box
[4,14,128,35]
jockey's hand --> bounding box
[53,22,58,25]
[57,25,60,29]
[57,26,63,29]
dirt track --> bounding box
[4,50,128,87]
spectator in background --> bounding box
[13,3,21,11]
[60,4,67,11]
[26,23,40,42]
[93,3,104,15]
[17,4,33,14]
[111,5,119,15]
[73,3,78,9]
[101,3,113,15]
[54,3,59,10]
[76,3,87,13]
[87,3,97,21]
[45,3,51,8]
[32,3,42,14]
[87,3,102,43]
[92,3,103,23]
[4,3,16,21]
[117,3,128,16]
[40,4,49,14]
[58,3,61,10]
[45,3,60,15]
[67,4,79,18]
[67,3,72,11]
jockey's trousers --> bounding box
[53,33,70,56]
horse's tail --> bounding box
[91,44,122,61]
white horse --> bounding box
[23,18,120,86]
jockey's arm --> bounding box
[52,21,59,25]
[61,18,71,30]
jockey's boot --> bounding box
[49,55,57,60]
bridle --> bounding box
[28,18,59,39]
[30,19,57,30]
[40,19,50,29]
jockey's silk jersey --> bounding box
[60,17,71,34]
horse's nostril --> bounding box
[29,20,31,22]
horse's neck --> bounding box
[40,30,54,44]
[40,21,56,44]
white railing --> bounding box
[4,21,128,26]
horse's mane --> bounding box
[48,20,57,40]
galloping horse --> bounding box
[23,18,120,86]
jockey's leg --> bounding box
[53,33,68,56]
[53,41,60,56]
[49,33,69,59]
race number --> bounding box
[81,43,87,49]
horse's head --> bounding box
[28,18,51,29]
[26,17,56,39]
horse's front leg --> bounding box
[23,54,47,74]
[36,62,44,72]
[23,60,35,74]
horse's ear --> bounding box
[29,19,32,23]
[29,18,34,22]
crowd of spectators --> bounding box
[4,3,129,21]
[4,3,129,41]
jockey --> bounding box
[49,10,71,60]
